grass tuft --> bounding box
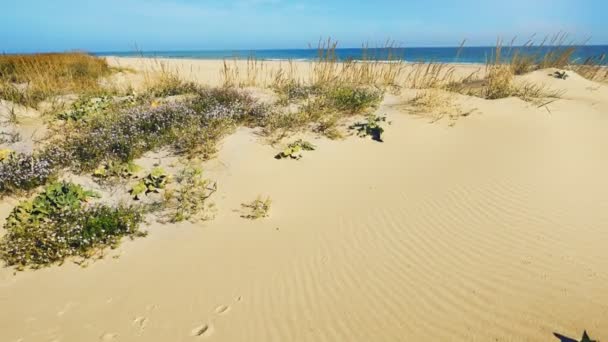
[0,53,112,108]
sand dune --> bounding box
[1,59,608,341]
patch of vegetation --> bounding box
[164,166,217,222]
[260,84,382,141]
[241,196,272,220]
[57,95,113,121]
[62,87,266,171]
[147,75,199,98]
[0,147,67,196]
[326,86,383,113]
[350,114,388,142]
[0,53,112,108]
[275,139,316,160]
[1,86,268,197]
[484,65,515,100]
[130,167,169,200]
[93,160,141,182]
[0,148,13,161]
[0,182,144,269]
[409,90,472,125]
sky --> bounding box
[1,0,607,53]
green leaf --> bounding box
[130,181,147,200]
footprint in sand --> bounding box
[132,316,149,334]
[215,305,230,315]
[99,332,117,341]
[191,323,214,338]
[189,297,242,337]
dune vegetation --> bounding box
[0,35,606,269]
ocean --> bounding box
[96,46,608,64]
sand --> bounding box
[1,58,608,342]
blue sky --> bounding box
[1,0,606,53]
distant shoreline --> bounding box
[94,45,608,65]
[103,55,489,66]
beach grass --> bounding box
[0,52,112,107]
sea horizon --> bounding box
[95,45,608,64]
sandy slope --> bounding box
[1,60,608,342]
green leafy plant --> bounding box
[350,114,388,142]
[554,70,569,80]
[164,166,217,222]
[275,139,316,160]
[241,196,272,220]
[4,182,98,228]
[327,86,383,113]
[0,182,144,269]
[130,167,169,200]
[58,96,112,121]
[93,161,141,181]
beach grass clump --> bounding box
[0,181,144,269]
[572,55,608,82]
[147,74,199,98]
[241,196,272,220]
[310,38,404,88]
[261,84,382,140]
[164,166,217,223]
[404,62,458,89]
[484,65,515,99]
[409,89,472,125]
[326,86,383,113]
[0,53,111,107]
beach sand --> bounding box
[1,58,608,342]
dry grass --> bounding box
[0,53,112,107]
[441,38,568,102]
[409,89,472,125]
[219,38,405,90]
[572,55,608,82]
[220,57,271,88]
[271,60,301,90]
[310,38,404,88]
[403,62,460,89]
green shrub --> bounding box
[350,114,388,142]
[0,182,144,269]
